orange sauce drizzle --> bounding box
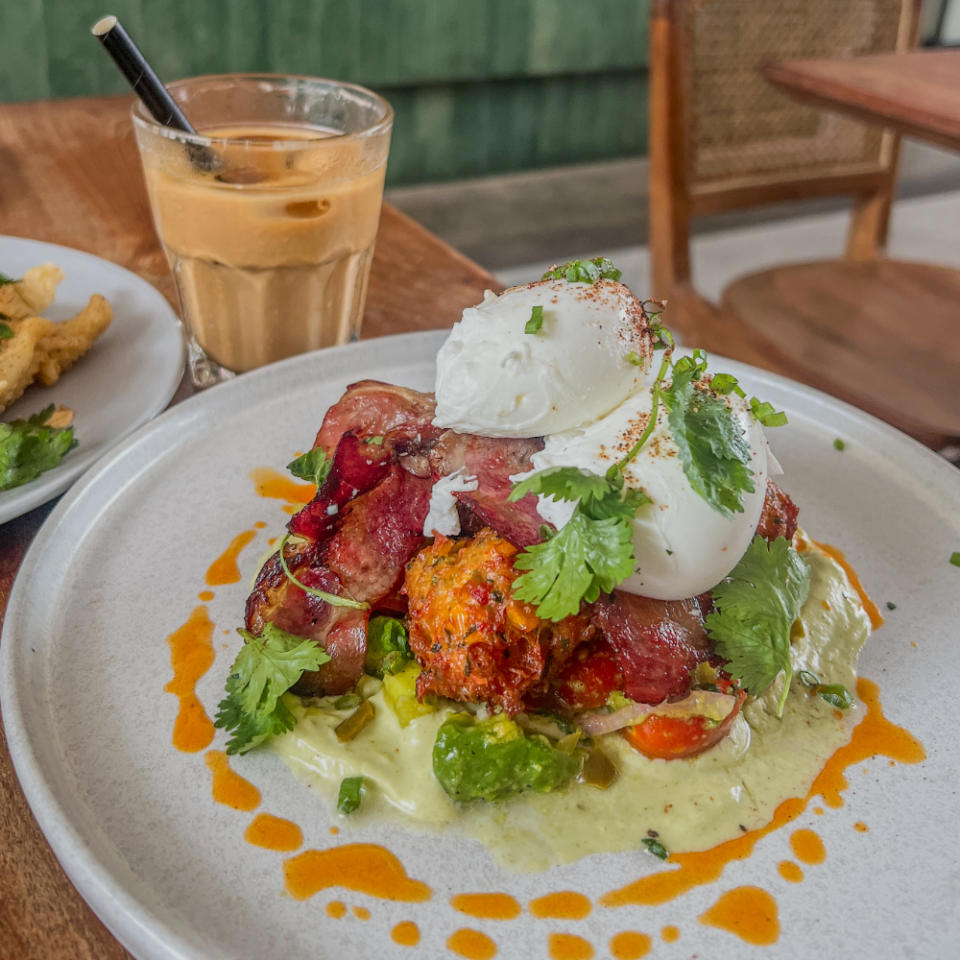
[164,606,215,752]
[811,540,884,629]
[529,891,592,920]
[450,893,521,920]
[254,521,267,529]
[446,928,497,960]
[249,467,314,504]
[699,886,780,945]
[326,901,347,919]
[609,931,652,959]
[809,677,925,808]
[854,821,869,832]
[391,921,421,947]
[204,750,261,811]
[198,590,214,602]
[205,529,257,586]
[548,932,595,960]
[789,829,825,865]
[600,677,924,908]
[777,861,804,883]
[352,906,371,920]
[660,926,679,942]
[244,813,302,851]
[283,844,432,902]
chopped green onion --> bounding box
[749,397,788,427]
[818,684,853,710]
[0,272,20,287]
[797,670,820,689]
[333,692,361,710]
[525,304,544,334]
[277,534,368,609]
[711,373,745,397]
[886,601,897,611]
[642,836,669,860]
[337,776,365,814]
[365,435,385,446]
[0,321,13,339]
[950,552,960,568]
[833,438,846,451]
[626,351,644,366]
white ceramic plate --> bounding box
[0,236,184,522]
[2,332,958,960]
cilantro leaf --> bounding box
[287,447,331,486]
[0,405,76,490]
[511,466,648,621]
[662,364,755,516]
[0,321,13,339]
[541,257,622,284]
[509,465,613,508]
[705,536,811,717]
[214,622,330,754]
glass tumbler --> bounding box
[132,74,393,386]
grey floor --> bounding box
[387,140,960,296]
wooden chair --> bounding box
[648,0,960,449]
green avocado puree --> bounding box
[271,543,870,872]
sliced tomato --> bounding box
[552,640,622,710]
[622,690,747,760]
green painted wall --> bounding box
[0,0,649,184]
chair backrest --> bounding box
[649,0,921,299]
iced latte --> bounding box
[133,76,392,384]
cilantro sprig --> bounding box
[541,257,622,284]
[0,405,77,491]
[705,536,811,717]
[509,467,650,620]
[287,447,331,486]
[662,358,755,517]
[525,304,544,334]
[214,622,330,754]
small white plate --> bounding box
[0,235,184,522]
[2,332,959,960]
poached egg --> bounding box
[433,278,652,437]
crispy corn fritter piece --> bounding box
[404,528,590,714]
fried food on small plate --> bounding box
[0,264,113,413]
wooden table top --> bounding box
[0,94,499,960]
[763,49,960,153]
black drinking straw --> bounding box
[92,14,218,169]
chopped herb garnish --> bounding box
[711,373,746,397]
[886,601,897,611]
[642,836,669,859]
[0,272,20,287]
[509,466,650,621]
[706,536,811,718]
[0,321,13,339]
[364,615,413,676]
[541,257,622,284]
[277,533,368,609]
[749,397,789,428]
[214,623,329,754]
[287,447,331,486]
[950,552,960,568]
[662,360,755,517]
[0,405,77,490]
[365,435,385,446]
[833,438,846,452]
[525,304,544,334]
[798,670,852,709]
[626,351,644,366]
[337,776,365,814]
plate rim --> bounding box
[2,328,958,959]
[0,234,186,523]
